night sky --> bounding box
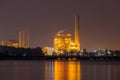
[0,0,120,50]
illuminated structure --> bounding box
[54,14,80,53]
[1,40,19,48]
[54,33,72,53]
[43,47,54,55]
[19,30,29,48]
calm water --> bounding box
[0,60,120,80]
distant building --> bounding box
[1,40,19,48]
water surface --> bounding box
[0,60,120,80]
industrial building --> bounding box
[54,14,80,54]
[54,33,72,53]
[1,40,19,48]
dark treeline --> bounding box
[0,46,43,57]
[0,46,120,60]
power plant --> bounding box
[0,29,29,48]
[54,14,80,54]
[0,15,80,53]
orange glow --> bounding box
[54,61,81,80]
[66,34,71,36]
[45,62,49,80]
[68,61,81,80]
[54,61,64,80]
[54,33,81,53]
[57,33,61,36]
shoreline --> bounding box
[0,56,120,60]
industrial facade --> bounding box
[54,33,72,53]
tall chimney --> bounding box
[26,29,29,48]
[21,31,25,48]
[19,31,25,48]
[74,14,80,50]
[19,31,22,47]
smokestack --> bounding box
[19,31,25,48]
[19,29,29,48]
[26,29,29,48]
[19,31,22,47]
[74,14,80,50]
[21,31,25,48]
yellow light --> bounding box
[68,62,81,80]
[66,34,71,36]
[54,61,63,80]
[54,61,81,80]
[54,32,80,54]
[57,33,61,36]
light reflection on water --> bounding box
[0,60,120,80]
[54,61,81,80]
[45,61,81,80]
[68,61,80,80]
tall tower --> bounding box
[19,31,22,47]
[26,29,29,48]
[19,31,25,48]
[74,14,80,51]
